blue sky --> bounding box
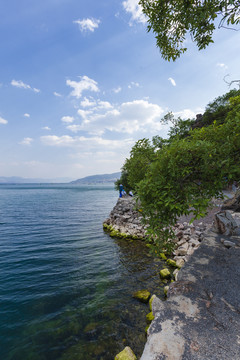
[0,0,240,181]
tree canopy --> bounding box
[116,90,240,254]
[139,0,240,61]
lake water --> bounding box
[0,184,166,360]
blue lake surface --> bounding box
[0,184,165,359]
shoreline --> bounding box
[105,193,240,360]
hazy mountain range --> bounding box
[0,172,121,184]
[70,172,121,184]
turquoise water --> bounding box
[0,184,166,359]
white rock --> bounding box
[189,239,200,247]
[176,242,189,256]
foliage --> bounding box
[202,89,240,125]
[161,112,195,140]
[114,169,131,194]
[139,0,240,61]
[116,138,156,193]
[137,95,240,253]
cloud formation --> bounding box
[168,77,176,86]
[53,92,62,97]
[0,116,8,124]
[113,87,122,93]
[173,109,199,119]
[73,18,100,32]
[61,116,75,123]
[128,81,140,89]
[122,0,146,25]
[19,137,33,145]
[66,98,164,135]
[216,63,228,70]
[11,80,40,93]
[41,135,133,149]
[66,76,99,98]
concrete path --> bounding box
[141,230,240,360]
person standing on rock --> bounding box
[119,184,123,198]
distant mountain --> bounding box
[0,176,73,184]
[71,172,121,184]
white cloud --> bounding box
[19,137,33,145]
[113,87,122,93]
[80,97,96,107]
[24,113,30,118]
[11,80,40,93]
[67,99,164,135]
[77,109,93,120]
[168,77,176,87]
[128,81,140,89]
[217,63,228,70]
[61,116,75,123]
[42,126,51,130]
[97,101,113,109]
[0,116,8,124]
[41,135,133,150]
[53,91,62,97]
[122,0,146,25]
[11,79,31,90]
[33,87,40,93]
[173,109,198,119]
[66,125,83,133]
[73,18,100,33]
[66,76,99,98]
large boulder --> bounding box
[213,210,238,235]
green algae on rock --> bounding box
[164,285,169,297]
[132,289,151,303]
[159,268,171,279]
[103,223,144,240]
[146,311,155,324]
[159,252,167,260]
[114,346,137,360]
[166,259,178,268]
[149,294,156,311]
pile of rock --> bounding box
[103,197,147,239]
[170,221,208,280]
[103,198,210,271]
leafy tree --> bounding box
[115,138,156,193]
[137,94,240,253]
[139,0,240,61]
[161,112,195,140]
[114,169,131,194]
[122,138,156,192]
[202,88,240,125]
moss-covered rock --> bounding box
[146,311,155,323]
[166,259,178,268]
[159,252,167,260]
[149,294,156,311]
[160,268,171,279]
[114,346,137,360]
[132,289,151,303]
[164,285,169,297]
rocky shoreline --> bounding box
[104,194,240,360]
[103,197,210,278]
